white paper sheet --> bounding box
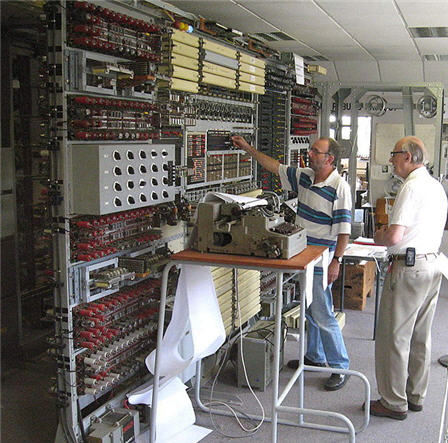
[345,244,387,257]
[128,265,226,442]
[131,377,206,443]
[203,191,267,209]
[145,264,226,378]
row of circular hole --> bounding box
[114,191,170,207]
[113,163,168,176]
[113,149,169,161]
[113,177,168,191]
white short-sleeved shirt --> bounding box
[278,165,352,253]
[388,167,447,255]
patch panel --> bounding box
[72,144,176,215]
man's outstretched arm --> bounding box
[232,135,280,175]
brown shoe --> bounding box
[408,401,423,412]
[363,400,407,420]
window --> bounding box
[357,116,371,157]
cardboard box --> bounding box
[375,197,395,226]
[333,261,376,311]
[307,64,327,75]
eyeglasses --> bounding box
[390,150,407,156]
[309,147,330,156]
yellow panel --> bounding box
[238,280,260,298]
[158,65,199,82]
[218,297,232,312]
[236,269,256,281]
[239,52,265,69]
[218,286,232,300]
[238,276,260,293]
[171,29,200,48]
[238,81,265,95]
[202,62,236,79]
[240,189,263,198]
[213,272,232,288]
[163,53,199,70]
[162,41,199,59]
[235,302,261,327]
[202,72,236,89]
[157,78,198,93]
[220,304,233,320]
[215,281,233,297]
[171,65,199,82]
[202,39,237,59]
[212,267,232,278]
[239,62,265,77]
[239,71,265,86]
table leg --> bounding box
[373,265,381,340]
[272,271,284,443]
[339,259,346,313]
[150,262,175,443]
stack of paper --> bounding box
[203,191,267,209]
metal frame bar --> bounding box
[339,253,387,340]
[150,251,371,443]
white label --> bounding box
[294,54,305,85]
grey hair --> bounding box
[319,137,342,167]
[401,139,426,164]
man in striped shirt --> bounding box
[232,135,352,391]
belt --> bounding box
[390,252,438,261]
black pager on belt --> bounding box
[405,247,416,266]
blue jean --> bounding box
[305,273,350,369]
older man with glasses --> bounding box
[368,136,447,420]
[231,135,352,391]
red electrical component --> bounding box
[78,309,95,317]
[291,129,317,136]
[72,24,102,36]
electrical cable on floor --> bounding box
[205,294,266,438]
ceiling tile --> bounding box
[265,41,322,56]
[240,1,357,46]
[168,0,277,32]
[334,60,380,82]
[396,1,448,27]
[317,46,373,60]
[167,0,448,66]
[378,60,423,82]
[414,38,448,52]
[367,46,420,59]
[424,60,448,86]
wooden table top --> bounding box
[170,245,327,271]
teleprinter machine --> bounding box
[193,200,307,259]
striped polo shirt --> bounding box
[279,165,352,255]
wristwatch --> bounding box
[332,255,343,264]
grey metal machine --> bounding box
[237,319,285,391]
[193,197,307,259]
